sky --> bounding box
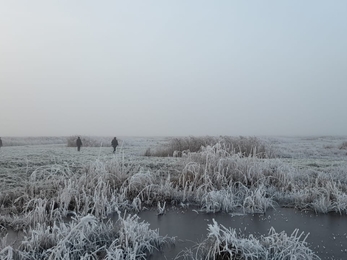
[1,1,347,137]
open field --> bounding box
[1,136,347,259]
[0,137,179,192]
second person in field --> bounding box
[76,137,82,151]
[111,137,118,153]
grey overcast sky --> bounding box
[1,1,346,137]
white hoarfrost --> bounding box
[1,136,347,259]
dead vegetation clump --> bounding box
[144,136,273,158]
[187,219,320,260]
[0,213,171,259]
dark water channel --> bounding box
[139,207,347,260]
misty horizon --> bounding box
[1,1,347,137]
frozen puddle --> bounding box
[139,207,347,260]
[4,207,347,259]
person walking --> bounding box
[76,137,82,151]
[0,137,2,149]
[111,137,118,153]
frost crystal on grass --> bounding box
[1,136,347,259]
[10,213,171,259]
[189,219,320,260]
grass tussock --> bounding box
[0,213,171,259]
[0,156,133,231]
[183,219,320,260]
[176,142,347,214]
[176,144,283,213]
[144,136,273,158]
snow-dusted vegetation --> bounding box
[1,213,171,260]
[180,219,320,260]
[1,136,347,259]
[144,136,272,158]
[66,135,115,147]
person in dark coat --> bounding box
[0,137,2,149]
[111,137,118,153]
[76,137,82,151]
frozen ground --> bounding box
[139,207,347,260]
[267,135,347,165]
[0,135,347,259]
[0,137,179,192]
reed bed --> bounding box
[1,136,347,258]
[144,136,273,158]
[2,140,347,233]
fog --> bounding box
[1,1,346,137]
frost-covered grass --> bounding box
[179,219,320,260]
[145,136,273,158]
[267,136,347,159]
[1,136,347,231]
[1,136,347,258]
[0,213,172,259]
[2,138,345,233]
[273,170,347,214]
[66,135,116,147]
[0,137,66,147]
[177,141,347,214]
[0,138,177,191]
[0,145,112,192]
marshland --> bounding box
[2,1,347,259]
[1,135,347,259]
